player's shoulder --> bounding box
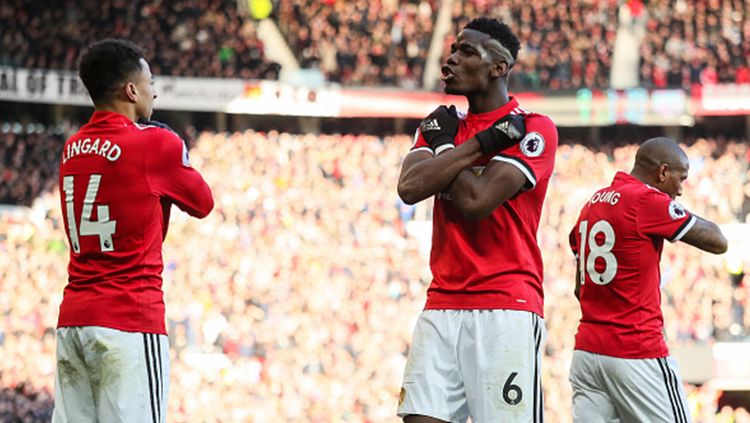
[132,122,184,149]
[514,106,555,127]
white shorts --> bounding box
[398,309,546,423]
[569,350,691,423]
[53,326,170,423]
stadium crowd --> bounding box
[275,0,436,88]
[2,124,750,421]
[3,0,749,90]
[451,0,618,90]
[639,0,750,88]
[0,0,280,80]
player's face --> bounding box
[133,59,157,120]
[441,29,495,95]
[660,161,689,199]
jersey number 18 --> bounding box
[577,220,618,286]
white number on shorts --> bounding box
[502,372,523,405]
[62,174,117,253]
[577,220,618,285]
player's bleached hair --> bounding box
[78,39,146,104]
[464,17,521,68]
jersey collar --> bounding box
[463,97,519,125]
[88,111,134,127]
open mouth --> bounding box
[440,66,455,82]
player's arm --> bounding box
[569,220,583,300]
[679,215,727,254]
[146,130,214,218]
[447,116,555,220]
[397,142,484,205]
[445,161,527,219]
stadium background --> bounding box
[1,0,750,421]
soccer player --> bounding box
[53,39,213,423]
[396,17,557,423]
[568,137,727,422]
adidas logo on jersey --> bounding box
[421,119,441,132]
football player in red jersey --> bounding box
[396,17,557,423]
[568,137,726,422]
[53,39,213,423]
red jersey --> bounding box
[569,172,696,358]
[410,98,558,315]
[57,111,213,334]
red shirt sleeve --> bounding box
[490,113,558,190]
[409,128,433,155]
[145,129,214,218]
[636,189,696,242]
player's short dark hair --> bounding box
[78,39,145,104]
[464,17,521,62]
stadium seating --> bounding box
[450,0,618,90]
[274,0,436,88]
[639,0,750,88]
[0,0,280,79]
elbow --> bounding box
[194,190,215,218]
[711,236,728,255]
[397,183,420,206]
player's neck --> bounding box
[629,168,654,186]
[466,90,510,114]
[94,102,137,123]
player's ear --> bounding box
[657,163,669,182]
[491,61,509,79]
[124,81,138,103]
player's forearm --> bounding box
[174,176,214,218]
[446,170,501,220]
[397,143,483,204]
[680,215,727,254]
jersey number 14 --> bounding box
[62,174,117,253]
[577,220,618,285]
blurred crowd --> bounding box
[275,0,436,89]
[3,0,750,90]
[453,0,618,90]
[639,0,750,88]
[2,124,750,421]
[0,0,280,80]
[0,123,65,207]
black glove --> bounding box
[474,114,526,155]
[137,118,177,134]
[419,105,459,154]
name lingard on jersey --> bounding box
[62,138,122,164]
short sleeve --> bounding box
[408,127,433,155]
[490,114,558,190]
[637,189,696,242]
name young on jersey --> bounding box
[589,190,620,206]
[62,138,121,163]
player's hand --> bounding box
[138,118,177,134]
[419,105,459,155]
[474,114,526,154]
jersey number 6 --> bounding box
[577,220,618,285]
[62,174,117,253]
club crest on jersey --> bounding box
[668,201,686,219]
[520,132,544,157]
